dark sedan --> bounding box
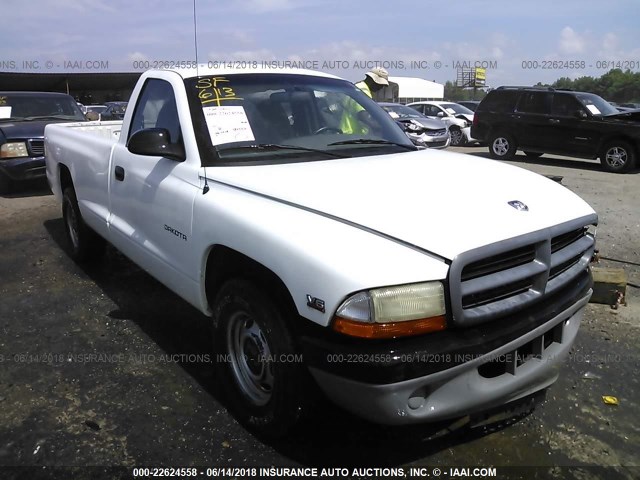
[0,91,86,193]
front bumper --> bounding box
[308,290,589,425]
[300,268,592,425]
[0,156,46,182]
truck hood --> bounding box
[0,119,62,140]
[207,149,596,260]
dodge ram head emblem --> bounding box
[508,200,529,211]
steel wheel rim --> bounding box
[492,137,509,156]
[605,146,627,168]
[226,311,274,406]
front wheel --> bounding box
[449,127,466,146]
[212,279,308,438]
[62,187,106,262]
[600,141,636,173]
[488,132,517,160]
[0,172,13,194]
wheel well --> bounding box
[599,136,638,156]
[59,164,73,193]
[205,245,299,326]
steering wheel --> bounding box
[314,127,343,135]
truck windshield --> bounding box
[0,95,86,122]
[185,73,415,164]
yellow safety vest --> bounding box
[354,81,372,98]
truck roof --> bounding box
[166,65,342,81]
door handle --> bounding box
[114,165,125,181]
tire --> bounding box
[488,132,517,160]
[524,151,543,158]
[62,187,106,262]
[212,278,308,438]
[449,127,466,146]
[600,141,636,173]
[0,172,13,194]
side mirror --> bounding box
[127,128,186,161]
[574,109,588,119]
[436,112,444,117]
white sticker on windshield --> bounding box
[203,106,255,145]
[445,108,456,115]
[388,111,400,118]
[0,106,12,119]
[586,104,601,115]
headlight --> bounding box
[333,282,447,339]
[0,142,28,159]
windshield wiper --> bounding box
[328,138,416,150]
[220,143,348,158]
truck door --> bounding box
[108,78,199,295]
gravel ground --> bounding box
[0,148,638,480]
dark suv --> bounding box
[471,86,640,173]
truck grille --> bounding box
[28,139,45,156]
[449,216,597,327]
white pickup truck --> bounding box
[45,67,597,437]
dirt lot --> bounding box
[0,148,638,479]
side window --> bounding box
[551,93,583,117]
[517,92,551,115]
[409,104,424,114]
[129,79,182,145]
[480,91,519,113]
[424,105,440,116]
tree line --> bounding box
[444,69,640,103]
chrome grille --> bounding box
[449,216,597,327]
[28,139,45,156]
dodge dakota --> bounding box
[45,67,597,437]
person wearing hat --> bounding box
[355,67,389,99]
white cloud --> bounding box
[559,26,586,55]
[602,33,619,52]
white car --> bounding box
[407,101,477,146]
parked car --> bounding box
[407,101,476,146]
[379,102,450,148]
[99,101,127,121]
[84,104,107,120]
[0,91,87,193]
[471,86,640,173]
[46,67,596,437]
[457,100,481,112]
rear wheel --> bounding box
[62,187,106,262]
[600,141,636,173]
[524,151,543,158]
[212,278,308,438]
[488,132,517,160]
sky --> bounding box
[1,0,639,88]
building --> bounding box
[388,76,444,104]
